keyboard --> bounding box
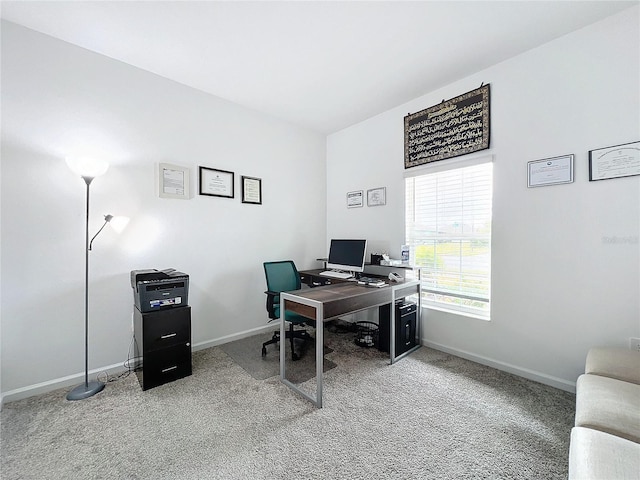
[319,270,353,279]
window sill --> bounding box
[421,303,490,321]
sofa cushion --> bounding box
[575,374,640,443]
[586,347,640,384]
[569,427,640,480]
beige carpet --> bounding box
[1,330,575,480]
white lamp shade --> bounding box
[109,216,130,234]
[66,156,109,178]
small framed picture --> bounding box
[158,163,190,199]
[527,155,574,188]
[241,176,262,204]
[347,190,363,208]
[367,187,386,206]
[589,141,640,181]
[199,167,234,198]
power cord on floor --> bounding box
[96,335,143,384]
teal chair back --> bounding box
[262,260,313,360]
[264,260,301,294]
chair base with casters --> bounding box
[262,322,314,361]
[261,260,315,361]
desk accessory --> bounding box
[370,253,383,265]
[65,157,129,401]
[358,277,386,287]
[388,272,402,283]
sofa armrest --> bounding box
[585,347,640,384]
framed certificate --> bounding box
[589,141,640,181]
[367,187,386,206]
[199,167,234,198]
[347,190,363,208]
[158,163,190,199]
[241,176,262,204]
[527,155,574,188]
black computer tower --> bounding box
[378,301,417,355]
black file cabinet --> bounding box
[378,301,417,355]
[133,306,192,390]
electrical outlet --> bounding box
[629,337,640,352]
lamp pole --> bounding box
[66,175,105,401]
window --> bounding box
[405,161,493,318]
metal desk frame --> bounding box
[279,279,420,408]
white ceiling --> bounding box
[1,1,636,134]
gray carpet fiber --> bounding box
[220,329,336,382]
[1,329,575,480]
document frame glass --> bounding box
[158,163,190,199]
[589,141,640,181]
[527,154,574,188]
[241,175,262,204]
[199,166,234,198]
[347,190,364,208]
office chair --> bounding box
[262,260,314,361]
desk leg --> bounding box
[390,296,396,365]
[280,293,324,408]
[315,304,323,408]
[279,300,286,379]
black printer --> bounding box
[130,268,189,313]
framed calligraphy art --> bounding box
[404,84,490,168]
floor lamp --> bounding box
[65,157,123,401]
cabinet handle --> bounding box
[160,333,177,339]
[161,366,178,373]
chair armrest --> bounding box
[264,290,279,320]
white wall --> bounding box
[0,22,327,400]
[327,8,640,391]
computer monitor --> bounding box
[326,239,367,273]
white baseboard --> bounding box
[1,361,128,406]
[1,323,279,407]
[192,323,276,351]
[422,339,577,394]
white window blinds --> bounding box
[405,161,493,318]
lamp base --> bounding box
[66,380,105,401]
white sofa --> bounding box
[569,347,640,479]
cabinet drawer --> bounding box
[142,306,191,350]
[138,344,192,390]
